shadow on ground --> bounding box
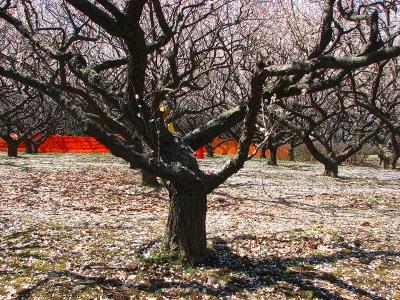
[8,239,398,299]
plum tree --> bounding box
[1,0,399,262]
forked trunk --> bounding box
[268,146,278,166]
[164,183,208,263]
[7,141,18,157]
[324,162,338,177]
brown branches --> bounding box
[259,47,400,79]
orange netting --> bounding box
[0,135,109,153]
[0,136,288,158]
[211,138,288,158]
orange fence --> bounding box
[0,135,288,158]
[0,135,109,153]
[211,138,288,158]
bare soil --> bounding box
[0,153,399,299]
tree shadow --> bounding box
[205,238,395,299]
[9,238,398,299]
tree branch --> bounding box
[66,0,122,36]
[259,47,400,79]
[183,104,246,151]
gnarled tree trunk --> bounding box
[25,142,33,154]
[268,145,278,166]
[260,145,267,159]
[378,144,391,169]
[32,143,40,154]
[288,145,295,161]
[390,154,399,170]
[164,183,207,263]
[7,140,18,157]
[324,162,338,177]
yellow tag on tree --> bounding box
[167,123,175,133]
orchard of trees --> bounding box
[1,0,399,263]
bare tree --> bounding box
[1,0,400,262]
[0,80,59,157]
[347,60,400,169]
[266,90,382,176]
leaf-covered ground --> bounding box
[0,152,399,299]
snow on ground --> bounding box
[0,152,399,299]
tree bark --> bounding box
[164,183,208,263]
[390,154,399,170]
[302,136,340,177]
[268,146,278,166]
[128,138,160,186]
[7,141,18,157]
[260,145,267,159]
[379,155,389,169]
[378,143,392,169]
[25,142,33,154]
[141,170,160,186]
[288,146,295,161]
[324,162,339,177]
[32,143,40,154]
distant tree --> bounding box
[254,111,296,166]
[0,80,59,157]
[266,91,382,176]
[347,60,400,169]
[287,137,304,161]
